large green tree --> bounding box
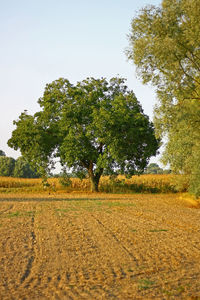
[127,0,200,196]
[8,77,159,191]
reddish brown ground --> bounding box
[0,193,200,299]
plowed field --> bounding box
[0,194,200,299]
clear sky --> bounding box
[0,0,161,163]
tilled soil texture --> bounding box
[0,194,200,300]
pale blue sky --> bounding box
[0,0,161,163]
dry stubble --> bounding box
[0,194,200,299]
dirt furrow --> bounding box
[0,202,36,299]
[0,196,200,299]
[91,213,139,265]
[0,204,14,215]
[20,215,36,284]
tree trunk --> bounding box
[90,176,99,192]
[88,162,103,192]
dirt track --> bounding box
[0,194,200,299]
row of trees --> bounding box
[0,151,39,178]
[127,0,200,197]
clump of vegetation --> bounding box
[58,171,72,188]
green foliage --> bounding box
[59,171,72,188]
[0,155,39,178]
[161,99,200,196]
[145,163,164,174]
[128,0,200,100]
[13,156,39,178]
[144,163,171,174]
[127,0,200,197]
[0,150,6,156]
[8,77,159,191]
[0,156,15,176]
[7,112,54,178]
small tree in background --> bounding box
[0,156,15,177]
[13,156,39,178]
[145,163,164,174]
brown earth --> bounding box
[0,193,200,299]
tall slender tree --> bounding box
[127,0,200,196]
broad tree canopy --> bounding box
[8,77,159,191]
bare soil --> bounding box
[0,193,200,299]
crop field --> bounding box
[0,174,189,194]
[0,193,200,299]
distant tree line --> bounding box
[0,150,39,178]
[144,163,171,175]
